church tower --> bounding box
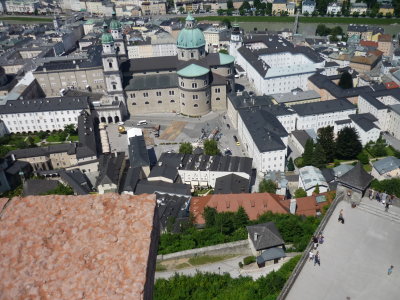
[101,22,124,103]
[109,11,127,60]
[229,22,242,58]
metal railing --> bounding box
[277,192,345,300]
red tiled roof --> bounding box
[281,193,332,216]
[378,34,392,43]
[0,194,157,299]
[360,40,378,47]
[385,81,399,89]
[190,193,287,225]
[367,50,383,57]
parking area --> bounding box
[106,112,248,159]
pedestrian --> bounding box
[368,189,372,200]
[338,209,345,224]
[314,251,320,266]
[309,250,314,262]
[376,192,381,203]
[318,233,324,244]
[388,265,394,275]
[312,236,318,249]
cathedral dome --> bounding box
[110,11,121,30]
[177,14,205,49]
[101,22,114,44]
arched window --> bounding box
[145,101,149,104]
[132,102,136,105]
[191,52,194,58]
[194,104,198,107]
[109,62,113,68]
[113,84,117,90]
[158,100,162,104]
[114,96,118,100]
[170,100,175,103]
[216,97,220,101]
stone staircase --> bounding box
[358,200,400,224]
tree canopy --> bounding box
[287,157,295,171]
[259,179,277,193]
[338,71,354,89]
[179,142,193,154]
[203,139,220,155]
[317,126,335,162]
[40,184,74,195]
[294,188,307,198]
[336,127,362,159]
[303,139,314,166]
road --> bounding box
[156,255,294,280]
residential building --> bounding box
[379,3,394,15]
[298,166,329,196]
[203,26,230,53]
[214,173,250,194]
[272,0,287,14]
[96,152,126,194]
[0,194,159,300]
[271,90,321,106]
[127,34,177,59]
[350,3,367,14]
[348,113,381,146]
[156,192,191,233]
[290,98,357,131]
[247,222,286,267]
[281,192,332,216]
[386,104,400,140]
[377,34,394,57]
[289,129,314,155]
[141,1,167,15]
[347,25,384,41]
[326,2,341,15]
[190,193,287,225]
[234,34,325,95]
[350,54,382,73]
[302,0,316,15]
[5,0,40,13]
[0,96,90,134]
[287,2,296,15]
[371,156,400,180]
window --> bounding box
[215,88,220,93]
[204,80,207,85]
[131,93,135,98]
[181,93,185,98]
[228,69,231,74]
[169,90,174,95]
[132,102,136,105]
[181,81,184,87]
[109,62,113,68]
[158,100,162,104]
[143,92,148,97]
[191,52,194,58]
[192,83,197,88]
[115,96,118,101]
[216,97,220,101]
[194,104,198,107]
[156,91,161,96]
[182,102,185,106]
[145,101,149,104]
[113,84,117,90]
[181,52,184,57]
[193,95,199,100]
[170,100,175,103]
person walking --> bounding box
[388,265,394,275]
[338,209,344,224]
[312,236,318,249]
[318,233,324,244]
[309,250,314,262]
[314,251,320,266]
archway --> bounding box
[101,117,106,123]
[107,116,113,123]
[114,116,120,123]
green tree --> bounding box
[357,151,369,164]
[14,140,29,149]
[234,206,249,228]
[64,124,77,135]
[259,179,277,193]
[41,184,74,195]
[316,24,330,36]
[26,136,35,147]
[266,2,272,14]
[313,184,320,194]
[179,6,185,13]
[312,143,327,168]
[240,0,251,10]
[287,157,295,171]
[179,142,193,154]
[217,8,225,15]
[294,188,307,198]
[317,126,335,162]
[338,71,354,89]
[221,18,231,28]
[336,127,362,159]
[303,139,314,166]
[219,49,228,54]
[37,131,48,140]
[227,0,234,9]
[203,206,218,227]
[203,139,220,155]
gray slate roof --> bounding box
[95,152,125,187]
[257,247,286,264]
[372,156,400,175]
[349,113,378,132]
[291,130,312,149]
[214,173,250,194]
[135,180,191,195]
[23,179,60,196]
[8,143,76,159]
[128,135,150,168]
[124,73,178,91]
[291,98,355,116]
[360,89,400,110]
[337,162,373,191]
[59,169,91,195]
[247,222,285,251]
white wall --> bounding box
[295,108,357,131]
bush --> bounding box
[357,151,369,165]
[238,262,243,268]
[243,256,256,265]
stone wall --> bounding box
[157,240,252,261]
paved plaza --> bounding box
[286,199,400,300]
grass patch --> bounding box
[188,255,236,266]
[196,16,295,23]
[175,262,191,269]
[363,164,372,172]
[0,16,52,22]
[156,263,167,272]
[67,135,79,142]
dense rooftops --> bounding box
[291,98,356,116]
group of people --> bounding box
[368,189,394,212]
[309,233,324,266]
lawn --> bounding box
[363,164,372,172]
[67,135,79,142]
[188,254,237,266]
[0,16,52,23]
[196,15,400,25]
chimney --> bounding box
[290,199,297,214]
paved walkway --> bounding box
[286,199,400,300]
[155,255,293,280]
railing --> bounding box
[277,192,345,300]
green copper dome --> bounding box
[110,19,121,30]
[177,64,209,77]
[177,13,205,49]
[101,22,114,44]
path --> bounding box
[156,255,295,280]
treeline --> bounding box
[371,178,400,198]
[159,207,321,254]
[154,255,301,300]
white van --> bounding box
[137,120,147,126]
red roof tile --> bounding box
[0,194,157,299]
[385,81,399,89]
[378,34,392,43]
[360,40,378,47]
[281,192,332,216]
[190,193,287,224]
